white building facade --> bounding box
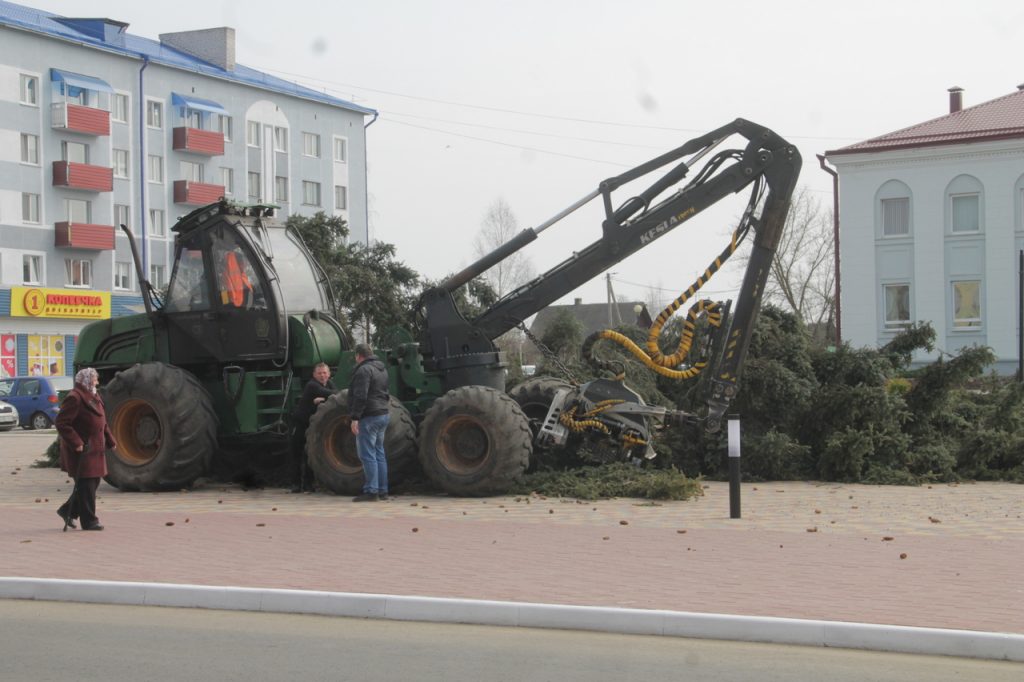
[0,2,375,377]
[826,86,1024,375]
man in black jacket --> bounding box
[289,362,336,492]
[349,343,390,502]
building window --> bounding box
[220,167,234,195]
[302,181,321,206]
[115,204,131,228]
[112,93,129,123]
[150,264,166,289]
[20,134,39,164]
[113,149,130,178]
[149,209,165,236]
[881,197,909,237]
[61,141,88,164]
[22,193,40,223]
[274,127,288,152]
[65,258,92,288]
[186,109,202,129]
[883,284,910,330]
[20,74,38,105]
[65,199,90,224]
[952,280,981,329]
[147,100,162,128]
[248,172,261,202]
[275,176,288,202]
[218,115,233,141]
[302,132,320,158]
[334,185,347,210]
[951,194,980,233]
[23,255,42,285]
[114,262,133,290]
[333,137,347,163]
[247,121,260,147]
[181,161,204,183]
[148,155,163,183]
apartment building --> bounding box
[0,1,375,377]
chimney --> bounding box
[574,298,582,306]
[948,86,964,114]
[160,27,236,71]
[1018,83,1024,91]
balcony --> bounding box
[173,127,225,156]
[52,161,113,192]
[174,180,225,205]
[51,102,110,136]
[54,222,115,250]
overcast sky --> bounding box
[23,0,1024,311]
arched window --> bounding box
[945,174,984,235]
[875,180,912,238]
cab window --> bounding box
[165,242,212,313]
[211,230,266,310]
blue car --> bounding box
[0,376,74,430]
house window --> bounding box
[220,167,234,195]
[334,185,347,210]
[150,264,166,289]
[65,199,90,224]
[114,262,133,290]
[148,155,163,183]
[187,109,202,129]
[61,141,88,164]
[22,193,40,223]
[881,197,909,237]
[112,93,129,123]
[115,204,130,228]
[333,137,347,163]
[883,284,910,330]
[20,74,38,105]
[951,194,980,233]
[23,255,42,285]
[247,121,260,147]
[952,280,981,329]
[274,127,288,152]
[302,132,320,158]
[65,258,92,288]
[181,161,204,183]
[248,172,261,202]
[113,149,130,178]
[217,115,233,141]
[302,181,321,206]
[147,100,162,128]
[20,134,39,164]
[149,209,165,236]
[275,176,288,202]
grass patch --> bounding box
[512,462,703,501]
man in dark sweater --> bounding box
[349,343,390,502]
[289,362,336,492]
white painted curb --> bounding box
[1,577,1022,662]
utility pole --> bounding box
[606,273,623,327]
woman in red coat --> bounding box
[56,367,116,531]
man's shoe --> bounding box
[378,494,389,501]
[57,508,76,531]
[82,523,104,531]
[352,493,378,502]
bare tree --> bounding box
[763,186,836,336]
[473,198,535,297]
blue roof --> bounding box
[51,68,114,94]
[0,1,376,116]
[171,92,228,116]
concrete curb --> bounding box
[2,577,1022,662]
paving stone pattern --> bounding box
[2,431,1022,634]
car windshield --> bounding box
[0,379,13,397]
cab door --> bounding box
[163,234,223,364]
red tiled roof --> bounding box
[827,88,1024,156]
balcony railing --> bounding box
[52,161,113,192]
[51,102,110,136]
[174,180,226,205]
[172,127,225,156]
[54,222,115,250]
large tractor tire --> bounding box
[101,362,218,491]
[306,391,418,495]
[418,385,532,496]
[508,376,574,465]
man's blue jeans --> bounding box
[356,414,390,494]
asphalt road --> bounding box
[1,601,1020,682]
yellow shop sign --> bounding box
[11,287,111,319]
